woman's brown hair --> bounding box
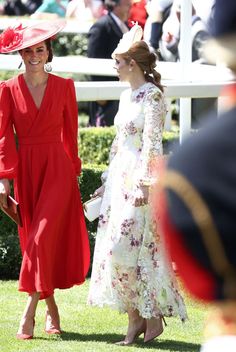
[45,39,53,63]
[122,41,164,92]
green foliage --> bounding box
[79,163,106,204]
[79,127,116,165]
[78,112,89,127]
[162,125,180,154]
[52,33,88,57]
[79,126,179,165]
[0,182,21,279]
[163,125,179,142]
[79,163,106,274]
[0,213,21,279]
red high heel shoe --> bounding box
[16,318,35,340]
[45,309,61,335]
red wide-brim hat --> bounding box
[0,19,66,54]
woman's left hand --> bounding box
[133,185,149,207]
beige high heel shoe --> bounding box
[115,320,146,346]
[144,315,167,343]
[16,317,35,340]
[45,308,61,335]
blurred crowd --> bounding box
[0,0,106,20]
[0,0,214,54]
[85,0,216,126]
[0,0,215,63]
[0,0,216,126]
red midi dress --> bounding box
[0,74,90,299]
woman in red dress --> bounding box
[0,20,90,339]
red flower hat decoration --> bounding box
[0,24,24,53]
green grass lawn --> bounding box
[0,280,207,352]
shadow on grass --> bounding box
[60,332,200,351]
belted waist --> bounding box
[18,135,62,145]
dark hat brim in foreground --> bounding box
[204,34,236,70]
[0,19,66,54]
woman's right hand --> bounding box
[90,185,105,198]
[0,179,10,208]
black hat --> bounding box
[204,0,236,69]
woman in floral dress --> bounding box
[88,24,187,345]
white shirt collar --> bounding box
[110,12,128,33]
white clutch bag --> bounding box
[83,196,102,222]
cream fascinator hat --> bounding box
[111,23,143,59]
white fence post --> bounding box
[179,98,192,142]
[179,0,193,142]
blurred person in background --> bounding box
[66,0,105,21]
[128,0,148,30]
[31,0,69,18]
[159,0,216,127]
[143,0,173,57]
[159,0,212,62]
[87,0,131,126]
[157,0,236,351]
[0,0,42,15]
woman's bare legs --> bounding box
[16,292,40,339]
[45,294,61,334]
[144,315,164,343]
[116,309,146,345]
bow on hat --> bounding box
[0,24,25,53]
[111,23,143,59]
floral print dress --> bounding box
[88,82,187,321]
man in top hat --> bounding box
[155,0,236,351]
[87,0,132,126]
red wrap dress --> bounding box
[0,73,90,299]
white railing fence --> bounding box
[0,55,235,138]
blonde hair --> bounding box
[122,40,164,92]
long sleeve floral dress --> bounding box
[0,74,90,299]
[88,82,187,321]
